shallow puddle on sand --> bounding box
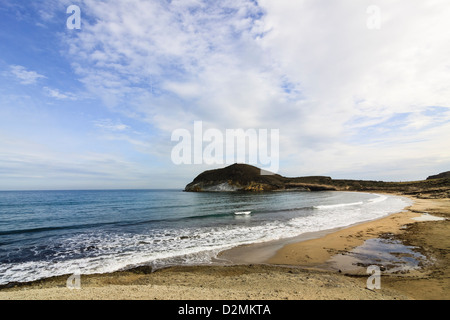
[326,237,428,274]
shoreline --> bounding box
[219,193,418,268]
[0,192,448,300]
[218,192,413,267]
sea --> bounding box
[0,189,411,285]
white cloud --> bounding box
[94,119,129,132]
[65,0,268,124]
[43,87,77,100]
[0,133,160,190]
[61,0,450,180]
[8,65,46,85]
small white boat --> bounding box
[234,211,251,215]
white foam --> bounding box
[368,195,388,203]
[234,211,251,215]
[412,213,446,221]
[314,201,363,209]
[0,193,412,285]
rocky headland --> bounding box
[185,163,450,199]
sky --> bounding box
[0,0,449,190]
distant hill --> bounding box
[427,171,450,180]
[184,163,336,192]
[184,164,450,199]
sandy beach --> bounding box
[0,194,448,300]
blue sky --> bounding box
[0,0,449,190]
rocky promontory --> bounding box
[427,171,450,180]
[184,164,450,198]
[184,164,337,192]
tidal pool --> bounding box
[327,236,429,274]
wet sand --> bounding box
[222,195,450,299]
[0,195,448,300]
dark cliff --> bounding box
[185,163,336,192]
[427,171,450,180]
[184,164,450,198]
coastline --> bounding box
[220,193,418,268]
[0,193,448,300]
[219,193,450,299]
[217,192,415,266]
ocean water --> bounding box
[0,189,411,285]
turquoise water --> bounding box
[0,189,411,285]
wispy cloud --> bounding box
[56,0,450,180]
[43,87,78,100]
[65,0,269,128]
[8,65,46,85]
[1,0,449,189]
[94,119,129,132]
[0,133,158,190]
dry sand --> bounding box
[0,195,448,300]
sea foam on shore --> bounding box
[0,190,411,285]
